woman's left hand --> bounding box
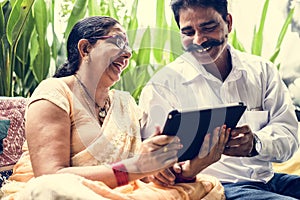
[129,126,182,176]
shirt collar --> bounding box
[180,44,249,84]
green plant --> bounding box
[0,0,178,101]
[229,0,295,69]
[3,0,290,103]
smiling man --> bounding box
[139,0,300,199]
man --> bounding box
[139,0,300,199]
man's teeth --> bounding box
[196,46,211,53]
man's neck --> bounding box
[203,49,232,81]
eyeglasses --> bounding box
[90,35,132,53]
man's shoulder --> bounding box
[231,47,271,65]
[231,47,276,74]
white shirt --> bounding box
[139,45,299,183]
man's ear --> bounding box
[78,39,91,58]
[226,13,233,33]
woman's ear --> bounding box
[78,39,91,58]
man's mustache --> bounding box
[185,39,225,52]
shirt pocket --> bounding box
[238,111,269,131]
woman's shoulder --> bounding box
[32,78,72,97]
[28,78,73,114]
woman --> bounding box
[1,16,228,199]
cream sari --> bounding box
[1,78,225,200]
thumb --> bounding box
[149,126,163,137]
[173,163,182,173]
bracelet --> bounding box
[112,162,129,186]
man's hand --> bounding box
[223,125,254,157]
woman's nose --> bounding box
[120,48,132,59]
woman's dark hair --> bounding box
[170,0,228,28]
[53,16,120,78]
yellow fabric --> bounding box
[1,78,225,200]
[273,123,300,176]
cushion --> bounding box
[0,97,27,170]
[273,122,300,176]
[0,119,10,154]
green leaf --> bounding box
[88,0,101,16]
[64,0,88,39]
[153,0,168,63]
[251,0,269,55]
[6,0,34,47]
[0,3,6,95]
[136,27,151,66]
[269,47,280,63]
[126,0,138,47]
[14,12,33,80]
[127,18,138,47]
[0,2,5,36]
[274,7,294,51]
[108,0,118,21]
[229,29,246,52]
[170,18,183,61]
[31,0,50,82]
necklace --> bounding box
[74,74,110,123]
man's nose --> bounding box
[193,32,208,45]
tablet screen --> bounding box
[162,102,246,162]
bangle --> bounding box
[112,162,129,186]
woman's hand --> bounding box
[125,126,182,177]
[148,125,230,186]
[180,125,230,178]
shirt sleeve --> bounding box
[139,83,179,139]
[256,61,299,162]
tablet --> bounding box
[162,102,247,162]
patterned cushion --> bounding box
[0,119,10,154]
[0,97,27,169]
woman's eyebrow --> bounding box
[181,26,193,32]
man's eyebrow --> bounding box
[180,20,219,32]
[199,20,219,27]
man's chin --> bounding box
[192,52,216,65]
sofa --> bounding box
[0,96,299,187]
[0,97,27,185]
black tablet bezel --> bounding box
[162,102,247,162]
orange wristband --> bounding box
[112,162,129,186]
